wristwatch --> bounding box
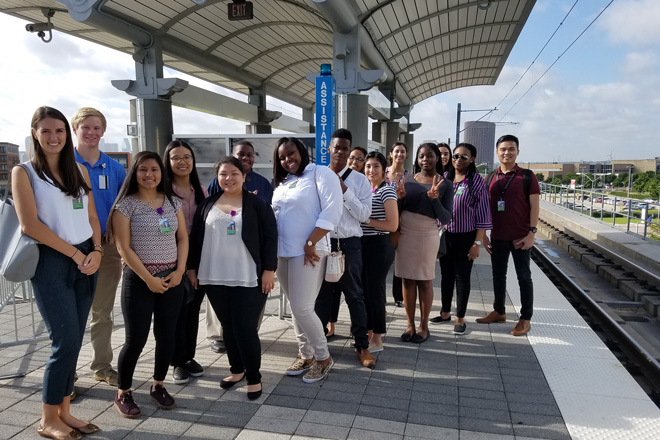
[474,240,482,246]
[306,240,314,247]
[529,227,538,233]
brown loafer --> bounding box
[511,318,531,336]
[76,423,100,435]
[37,425,82,440]
[356,348,375,369]
[475,311,506,324]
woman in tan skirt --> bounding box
[395,143,453,343]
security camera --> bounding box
[25,22,52,33]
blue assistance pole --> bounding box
[315,64,335,166]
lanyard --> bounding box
[496,170,516,200]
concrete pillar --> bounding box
[129,98,174,156]
[303,107,315,134]
[337,94,369,150]
[113,40,186,154]
[247,88,281,134]
[401,133,414,171]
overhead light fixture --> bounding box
[477,0,492,11]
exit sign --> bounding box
[228,1,253,21]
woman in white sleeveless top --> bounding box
[13,106,102,439]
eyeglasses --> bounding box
[171,155,193,163]
[348,156,365,162]
[452,154,469,161]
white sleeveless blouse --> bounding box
[24,162,93,245]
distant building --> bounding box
[0,142,20,197]
[611,158,659,174]
[463,121,495,169]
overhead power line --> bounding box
[497,0,616,122]
[494,0,580,110]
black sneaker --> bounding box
[453,323,467,335]
[150,384,176,410]
[172,366,190,384]
[211,340,226,353]
[185,359,204,377]
[395,300,404,307]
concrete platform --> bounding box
[0,252,658,439]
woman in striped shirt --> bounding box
[361,152,399,352]
[430,143,492,335]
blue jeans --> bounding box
[315,237,369,350]
[490,238,534,320]
[31,239,97,405]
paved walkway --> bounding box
[0,258,572,440]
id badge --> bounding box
[99,175,108,190]
[159,218,172,233]
[455,185,465,196]
[227,220,236,235]
[72,195,84,210]
[497,200,505,212]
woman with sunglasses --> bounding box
[430,143,492,334]
[163,140,209,385]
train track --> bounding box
[531,241,660,406]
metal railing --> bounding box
[0,278,43,347]
[540,183,660,242]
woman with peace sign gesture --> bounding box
[394,143,453,343]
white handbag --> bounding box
[325,238,345,282]
[0,164,40,282]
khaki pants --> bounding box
[89,242,122,373]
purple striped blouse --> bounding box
[447,173,493,233]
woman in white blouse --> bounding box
[187,156,277,400]
[271,137,342,383]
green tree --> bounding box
[562,172,579,185]
[535,173,545,183]
[613,172,628,188]
[644,177,660,199]
[552,174,563,185]
[632,172,649,192]
[604,174,617,184]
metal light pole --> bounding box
[455,103,497,146]
[627,165,633,200]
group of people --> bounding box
[12,104,539,439]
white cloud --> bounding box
[599,0,660,46]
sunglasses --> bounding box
[452,154,469,161]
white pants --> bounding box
[277,253,330,361]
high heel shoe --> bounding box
[220,374,245,389]
[247,383,262,400]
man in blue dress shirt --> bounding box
[72,107,126,390]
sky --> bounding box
[1,0,659,163]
